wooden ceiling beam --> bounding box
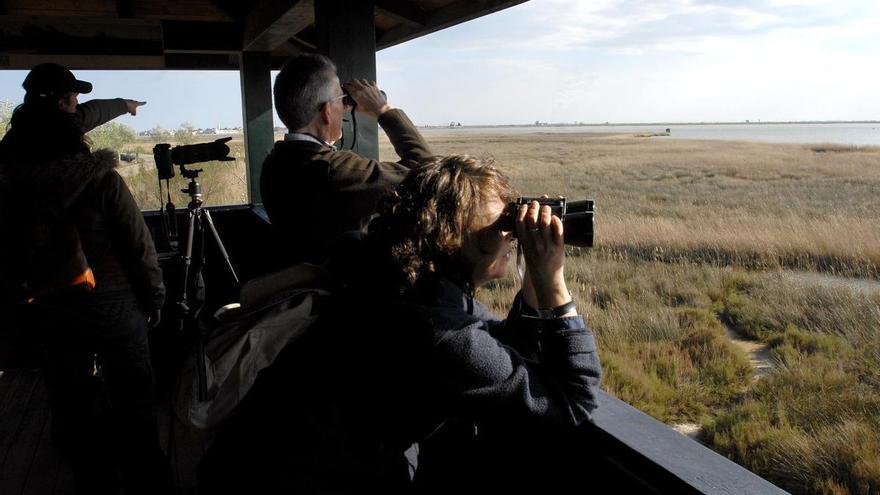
[377,0,527,50]
[115,0,134,19]
[375,0,425,28]
[284,35,315,54]
[162,21,241,53]
[242,0,314,52]
[0,53,166,70]
[0,16,162,56]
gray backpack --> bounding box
[174,263,331,431]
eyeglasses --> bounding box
[329,93,354,108]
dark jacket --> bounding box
[200,270,601,493]
[74,98,130,133]
[260,109,433,263]
[0,149,164,311]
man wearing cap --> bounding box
[0,64,171,493]
[22,62,146,134]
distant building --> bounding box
[198,125,243,135]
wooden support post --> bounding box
[240,51,274,204]
[315,0,379,160]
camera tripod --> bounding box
[176,166,240,324]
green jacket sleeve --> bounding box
[377,108,434,168]
[321,109,434,222]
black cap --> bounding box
[22,63,93,98]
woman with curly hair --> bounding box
[202,154,601,493]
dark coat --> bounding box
[73,98,130,133]
[0,149,164,311]
[260,109,434,264]
[200,271,601,493]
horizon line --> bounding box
[126,119,880,134]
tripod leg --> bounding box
[177,208,198,319]
[201,209,240,286]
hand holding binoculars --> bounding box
[498,197,595,247]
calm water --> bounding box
[421,122,880,146]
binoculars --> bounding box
[498,197,595,247]
[341,89,386,110]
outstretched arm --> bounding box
[75,98,145,133]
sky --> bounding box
[0,0,878,132]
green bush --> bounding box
[87,121,136,154]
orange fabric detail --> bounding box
[71,268,96,289]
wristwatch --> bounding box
[535,299,577,319]
[521,296,577,319]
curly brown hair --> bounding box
[367,155,518,297]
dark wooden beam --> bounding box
[375,0,426,28]
[377,0,528,50]
[283,35,315,54]
[0,53,166,70]
[315,0,379,159]
[0,16,162,56]
[164,52,240,69]
[242,0,313,52]
[205,0,251,23]
[0,51,239,70]
[240,51,274,204]
[162,21,241,53]
[115,0,134,19]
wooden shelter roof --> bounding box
[0,0,528,70]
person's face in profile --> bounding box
[461,192,515,288]
[58,93,79,113]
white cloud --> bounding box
[379,0,880,124]
[499,0,879,54]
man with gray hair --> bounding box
[261,53,433,264]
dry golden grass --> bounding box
[383,132,880,277]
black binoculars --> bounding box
[497,197,595,247]
[341,89,386,110]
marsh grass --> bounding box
[481,252,753,423]
[384,132,880,277]
[478,251,880,494]
[704,278,880,493]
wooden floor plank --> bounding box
[0,369,40,465]
[1,370,192,494]
[22,377,70,495]
[0,372,50,495]
[53,457,75,495]
[0,370,25,417]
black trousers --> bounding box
[33,291,171,495]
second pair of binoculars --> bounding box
[498,197,595,247]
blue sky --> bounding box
[1,0,877,131]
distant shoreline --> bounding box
[420,120,880,129]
